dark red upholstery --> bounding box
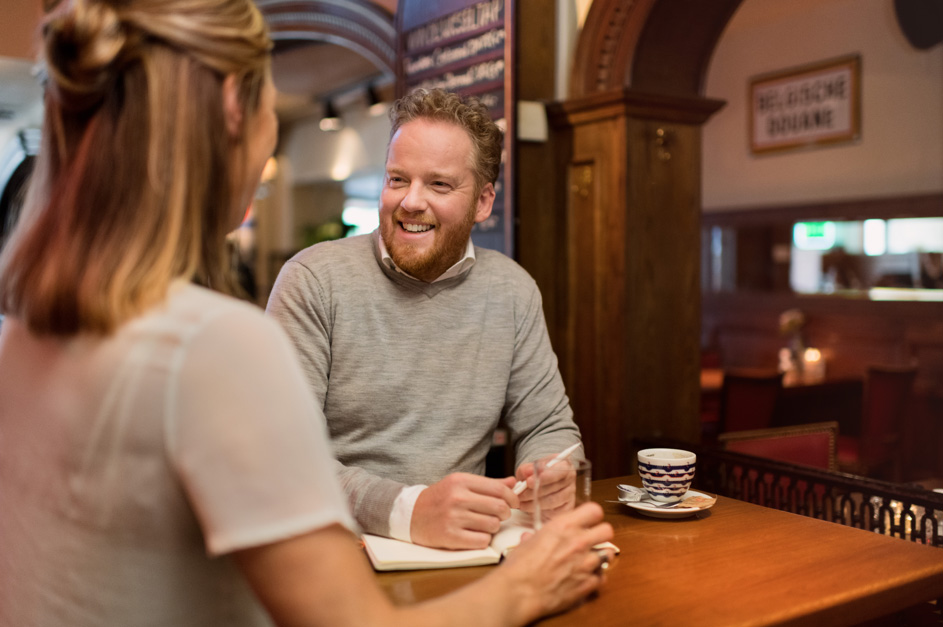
[721,422,838,471]
[718,371,784,434]
[837,366,917,480]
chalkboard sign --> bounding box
[396,0,514,257]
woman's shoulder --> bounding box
[172,282,263,319]
[140,282,277,346]
[157,283,298,370]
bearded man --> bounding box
[266,88,582,550]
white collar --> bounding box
[377,232,476,283]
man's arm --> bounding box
[504,284,584,470]
[267,259,407,536]
[332,459,408,537]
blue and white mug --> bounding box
[637,448,696,503]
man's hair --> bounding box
[388,88,503,191]
[0,0,271,335]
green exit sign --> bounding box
[794,221,836,250]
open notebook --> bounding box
[362,510,619,571]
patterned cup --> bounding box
[637,448,696,503]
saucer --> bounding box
[621,489,715,519]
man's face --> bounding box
[379,118,494,282]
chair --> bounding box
[717,371,784,434]
[719,422,839,471]
[838,365,917,481]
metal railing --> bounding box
[635,437,943,548]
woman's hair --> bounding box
[0,0,271,336]
[388,88,504,192]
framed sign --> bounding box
[750,55,861,155]
[396,0,514,257]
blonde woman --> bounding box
[0,1,613,626]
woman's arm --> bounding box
[235,502,614,627]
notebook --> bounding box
[362,510,619,571]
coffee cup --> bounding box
[637,448,696,503]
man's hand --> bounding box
[515,457,577,519]
[410,473,519,549]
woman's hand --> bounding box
[494,502,614,624]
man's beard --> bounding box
[382,202,477,282]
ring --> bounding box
[594,548,611,573]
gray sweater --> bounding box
[266,232,582,536]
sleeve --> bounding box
[266,258,409,537]
[388,484,427,542]
[504,283,584,467]
[167,306,357,556]
[264,260,333,407]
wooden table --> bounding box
[376,476,943,626]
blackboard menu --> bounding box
[396,0,514,257]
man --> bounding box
[266,88,582,550]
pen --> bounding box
[512,442,581,495]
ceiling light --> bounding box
[319,100,342,131]
[367,84,387,116]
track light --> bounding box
[366,84,386,116]
[319,100,342,131]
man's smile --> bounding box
[401,222,434,233]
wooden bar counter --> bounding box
[375,476,943,626]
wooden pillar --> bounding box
[547,89,723,479]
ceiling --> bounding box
[0,0,400,129]
[271,40,392,124]
[268,0,399,124]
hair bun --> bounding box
[43,1,128,111]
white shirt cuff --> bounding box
[388,484,427,542]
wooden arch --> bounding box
[258,0,396,77]
[570,0,743,98]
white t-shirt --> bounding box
[0,282,355,627]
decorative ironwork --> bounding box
[636,437,943,548]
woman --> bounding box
[0,1,613,626]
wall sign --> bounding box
[750,55,861,155]
[396,0,514,257]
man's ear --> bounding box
[222,73,243,137]
[473,182,495,223]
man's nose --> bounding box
[399,183,428,213]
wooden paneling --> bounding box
[513,0,566,350]
[565,114,628,477]
[542,90,722,479]
[624,118,702,447]
[515,0,554,101]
